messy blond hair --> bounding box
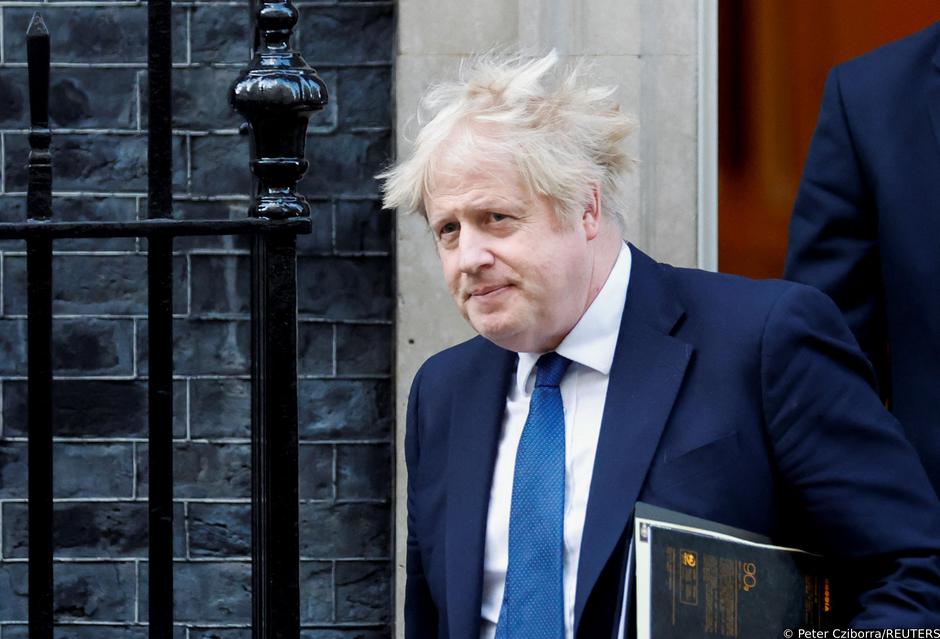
[378,51,637,228]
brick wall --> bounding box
[0,1,395,637]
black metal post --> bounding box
[231,3,327,638]
[147,0,174,635]
[25,13,54,639]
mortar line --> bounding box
[331,559,337,622]
[186,252,192,316]
[135,70,142,132]
[132,318,139,378]
[131,441,138,499]
[185,6,192,65]
[133,559,140,622]
[185,377,191,440]
[332,444,338,501]
[330,198,337,253]
[135,196,142,252]
[185,134,193,193]
[1,132,6,194]
[184,500,191,559]
[332,324,338,376]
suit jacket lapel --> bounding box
[445,341,516,639]
[574,246,692,633]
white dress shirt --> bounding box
[479,243,632,639]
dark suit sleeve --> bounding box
[760,284,940,626]
[404,365,439,639]
[784,67,890,395]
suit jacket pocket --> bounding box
[649,430,741,490]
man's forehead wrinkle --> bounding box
[428,188,521,221]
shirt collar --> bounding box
[515,242,632,393]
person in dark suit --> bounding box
[381,52,940,639]
[785,21,940,493]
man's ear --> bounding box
[582,184,602,240]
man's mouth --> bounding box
[468,284,510,298]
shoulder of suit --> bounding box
[416,334,507,382]
[654,264,836,339]
[835,19,940,86]
[662,263,797,310]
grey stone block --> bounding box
[298,323,334,376]
[136,442,250,499]
[298,379,391,441]
[139,561,251,623]
[187,503,250,558]
[296,201,334,255]
[190,255,249,315]
[54,443,135,499]
[299,444,333,500]
[188,630,250,639]
[335,200,392,253]
[189,5,251,64]
[308,71,340,135]
[335,561,389,623]
[0,196,137,252]
[55,561,136,621]
[3,7,148,63]
[139,67,242,131]
[3,134,186,193]
[190,378,251,439]
[336,325,391,375]
[336,445,390,501]
[0,319,135,377]
[0,70,27,128]
[0,441,27,498]
[2,255,187,316]
[137,319,250,376]
[53,319,136,376]
[2,502,184,559]
[0,562,28,620]
[300,131,391,198]
[38,626,150,639]
[0,67,139,130]
[188,135,250,196]
[3,380,185,438]
[338,67,392,129]
[300,503,389,558]
[294,6,394,64]
[300,630,388,639]
[0,320,27,376]
[300,560,333,623]
[163,199,251,252]
[298,257,392,320]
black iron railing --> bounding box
[4,1,328,638]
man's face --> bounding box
[425,149,598,353]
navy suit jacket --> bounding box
[405,245,940,639]
[785,21,940,493]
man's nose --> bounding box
[456,228,495,273]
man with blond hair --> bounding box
[381,53,940,639]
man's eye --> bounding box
[439,222,459,236]
[489,212,508,222]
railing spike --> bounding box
[27,11,51,222]
[27,11,48,37]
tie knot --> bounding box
[534,352,571,388]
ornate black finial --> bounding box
[27,12,52,221]
[230,0,328,219]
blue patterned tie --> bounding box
[495,352,571,639]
